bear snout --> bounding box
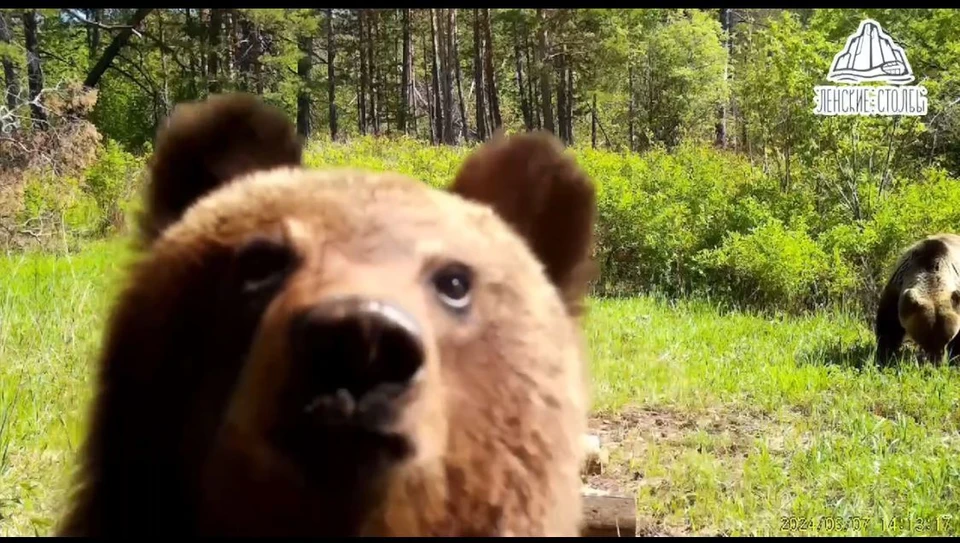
[286,296,426,428]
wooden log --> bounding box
[580,492,637,537]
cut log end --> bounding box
[580,492,638,537]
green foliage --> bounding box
[90,75,160,153]
[633,9,730,148]
[18,172,99,240]
[698,219,855,311]
[12,135,142,249]
[303,134,472,187]
[5,244,960,535]
[8,8,960,316]
[733,10,833,188]
[81,138,143,233]
[297,137,960,317]
[12,129,960,317]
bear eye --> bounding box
[430,262,474,314]
[234,235,296,293]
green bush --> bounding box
[82,139,144,234]
[13,135,960,317]
[277,139,960,316]
[697,219,856,312]
[10,137,143,251]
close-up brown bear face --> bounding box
[898,286,960,360]
[58,94,597,537]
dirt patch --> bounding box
[585,405,771,486]
[582,405,784,536]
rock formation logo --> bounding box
[827,19,914,85]
[814,19,927,117]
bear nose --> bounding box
[289,296,425,403]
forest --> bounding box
[2,8,960,536]
[3,8,960,314]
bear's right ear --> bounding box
[449,131,597,316]
[139,93,303,245]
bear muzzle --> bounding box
[268,296,427,473]
[287,295,425,420]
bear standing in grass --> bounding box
[875,233,960,366]
[57,94,598,536]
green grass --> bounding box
[0,240,135,536]
[584,297,960,536]
[1,239,959,536]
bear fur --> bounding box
[57,93,598,537]
[875,232,960,365]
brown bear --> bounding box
[56,93,598,537]
[875,233,960,366]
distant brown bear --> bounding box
[57,94,597,536]
[875,233,960,365]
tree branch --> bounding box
[84,8,154,89]
[64,9,133,32]
[108,62,156,98]
[115,51,158,93]
[276,33,328,65]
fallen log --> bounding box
[580,491,637,537]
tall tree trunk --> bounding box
[368,10,380,135]
[297,34,312,139]
[646,61,654,149]
[565,48,574,145]
[158,10,171,116]
[422,32,436,144]
[556,49,567,143]
[716,8,731,148]
[399,8,412,133]
[591,93,597,149]
[224,10,236,86]
[184,9,200,96]
[628,64,636,152]
[83,8,154,90]
[451,10,468,142]
[429,9,444,145]
[524,35,540,130]
[327,9,338,141]
[86,8,102,60]
[481,9,502,131]
[0,11,19,111]
[207,9,223,93]
[236,16,256,92]
[409,12,418,136]
[375,16,385,134]
[22,10,45,125]
[535,9,554,134]
[440,10,455,144]
[473,9,487,142]
[514,28,532,131]
[358,10,367,135]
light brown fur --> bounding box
[58,94,597,536]
[875,233,960,365]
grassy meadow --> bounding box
[7,6,960,537]
[1,237,958,536]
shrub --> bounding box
[82,139,144,234]
[697,218,856,312]
[9,134,960,318]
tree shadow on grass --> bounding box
[795,337,880,370]
[797,337,960,372]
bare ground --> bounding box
[583,405,790,537]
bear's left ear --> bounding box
[449,132,597,315]
[138,93,303,245]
